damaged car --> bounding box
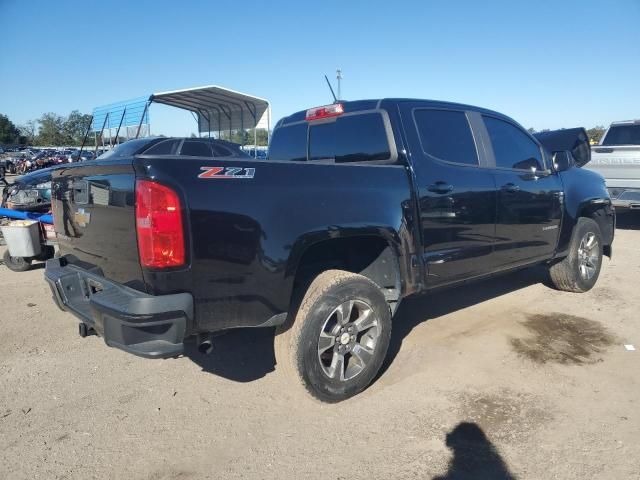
[1,166,59,213]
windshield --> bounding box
[602,124,640,146]
[96,138,160,160]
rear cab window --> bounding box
[269,111,395,163]
[602,124,640,146]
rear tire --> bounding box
[2,250,32,272]
[275,270,391,402]
[549,218,603,293]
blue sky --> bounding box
[1,0,638,136]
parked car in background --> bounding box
[585,120,640,210]
[68,150,95,162]
[2,151,35,174]
[0,157,16,175]
[1,166,58,212]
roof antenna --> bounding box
[324,74,338,103]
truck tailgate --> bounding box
[587,146,640,189]
[51,159,146,291]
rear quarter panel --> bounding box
[134,155,414,332]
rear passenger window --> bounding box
[309,113,391,163]
[142,139,181,156]
[413,109,478,165]
[180,140,213,157]
[211,145,234,157]
[484,116,543,170]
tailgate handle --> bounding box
[427,181,453,194]
[501,183,521,193]
[73,180,89,205]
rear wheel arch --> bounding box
[287,234,402,316]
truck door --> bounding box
[399,103,498,287]
[480,115,563,266]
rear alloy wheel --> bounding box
[2,250,32,272]
[275,270,391,402]
[318,299,381,382]
[549,217,603,292]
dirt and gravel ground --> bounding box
[1,214,639,480]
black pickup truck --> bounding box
[45,99,615,402]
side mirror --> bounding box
[552,151,573,172]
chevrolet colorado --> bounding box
[45,100,615,401]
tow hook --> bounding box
[197,333,214,355]
[78,322,95,338]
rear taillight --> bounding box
[135,180,185,268]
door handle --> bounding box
[501,183,521,193]
[427,181,453,194]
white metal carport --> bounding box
[150,85,271,144]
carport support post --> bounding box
[240,110,244,146]
[95,113,109,157]
[78,115,93,160]
[244,101,258,157]
[114,108,126,145]
[135,102,150,139]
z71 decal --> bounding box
[198,167,256,179]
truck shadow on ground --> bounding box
[433,422,517,480]
[379,265,550,378]
[185,266,549,384]
[184,327,277,382]
[615,210,640,230]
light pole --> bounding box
[336,69,342,100]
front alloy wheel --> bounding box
[549,217,603,293]
[577,232,599,281]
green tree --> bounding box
[19,120,38,145]
[219,128,269,146]
[63,110,93,145]
[36,113,69,146]
[0,114,22,144]
[587,126,606,144]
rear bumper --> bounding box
[45,258,192,359]
[608,187,640,209]
[612,199,640,209]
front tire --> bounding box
[275,270,392,402]
[549,217,603,293]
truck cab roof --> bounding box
[275,98,512,127]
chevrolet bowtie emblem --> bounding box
[74,208,91,227]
